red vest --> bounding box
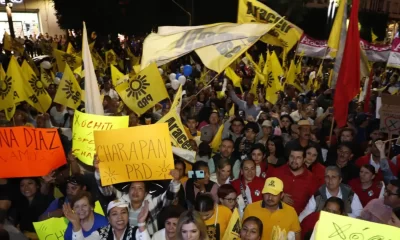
[231,176,265,203]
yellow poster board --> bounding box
[72,111,129,165]
[316,211,400,239]
[33,217,68,240]
[94,123,174,186]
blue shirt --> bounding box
[64,213,108,240]
[42,198,69,217]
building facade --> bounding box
[0,0,63,39]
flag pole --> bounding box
[328,117,335,147]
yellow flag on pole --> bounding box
[54,64,82,109]
[53,49,82,72]
[0,64,14,111]
[229,104,235,117]
[110,65,125,87]
[67,42,76,54]
[21,61,52,113]
[225,67,243,92]
[210,124,224,152]
[40,67,55,88]
[222,208,241,240]
[3,32,24,55]
[6,56,31,105]
[265,54,282,104]
[286,60,303,92]
[271,51,284,78]
[116,63,168,116]
[327,0,348,58]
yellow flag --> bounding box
[110,65,125,87]
[74,66,83,78]
[171,84,183,115]
[53,49,82,72]
[328,69,334,88]
[21,61,52,113]
[259,54,265,71]
[372,29,378,43]
[222,208,241,240]
[127,47,141,66]
[271,51,284,77]
[249,74,259,103]
[5,105,16,121]
[66,42,76,54]
[210,124,224,152]
[105,49,118,66]
[40,67,55,88]
[237,0,303,50]
[54,64,82,109]
[327,0,347,58]
[116,63,169,116]
[265,55,282,104]
[132,65,141,75]
[6,56,32,105]
[0,64,14,111]
[3,32,24,55]
[91,48,107,71]
[286,60,303,92]
[229,104,235,117]
[225,67,243,92]
[245,52,261,72]
[26,55,40,76]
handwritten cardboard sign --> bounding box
[72,111,129,165]
[33,217,68,240]
[316,211,400,240]
[379,95,400,134]
[94,123,174,186]
[0,127,66,178]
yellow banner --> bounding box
[54,64,82,109]
[237,0,303,50]
[94,123,174,186]
[157,109,193,151]
[33,217,68,240]
[141,23,272,70]
[222,208,241,240]
[316,211,400,239]
[72,111,129,165]
[116,63,168,116]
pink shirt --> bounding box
[360,198,392,224]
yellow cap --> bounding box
[262,177,284,195]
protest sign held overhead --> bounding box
[94,123,174,186]
[116,63,168,116]
[0,127,66,178]
[379,95,400,135]
[72,111,129,165]
[33,217,68,240]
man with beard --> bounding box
[272,147,317,214]
[243,177,301,240]
[208,138,240,179]
[284,120,323,163]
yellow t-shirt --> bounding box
[204,205,232,240]
[243,201,301,240]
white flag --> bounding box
[82,22,104,115]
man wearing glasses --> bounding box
[360,180,400,224]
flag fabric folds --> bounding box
[0,64,14,112]
[54,64,82,109]
[333,0,361,128]
[53,49,83,72]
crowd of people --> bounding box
[1,29,400,240]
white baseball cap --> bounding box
[107,200,129,214]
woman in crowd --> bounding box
[217,184,237,211]
[301,197,346,240]
[152,206,185,240]
[211,160,232,187]
[63,200,150,240]
[64,191,108,240]
[349,164,384,207]
[240,216,263,240]
[176,210,209,240]
[278,114,294,145]
[304,144,326,187]
[266,136,286,167]
[388,207,400,228]
[194,194,232,240]
[258,120,272,146]
[250,144,274,179]
[184,161,218,207]
[14,178,54,233]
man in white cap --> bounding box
[64,199,150,240]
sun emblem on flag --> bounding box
[0,76,12,100]
[29,75,46,95]
[62,53,77,67]
[62,79,75,99]
[43,70,53,85]
[126,75,150,100]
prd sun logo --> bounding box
[43,70,53,85]
[126,75,150,100]
[28,75,46,95]
[0,76,12,100]
[62,53,77,67]
[62,79,81,104]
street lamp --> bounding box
[172,0,192,26]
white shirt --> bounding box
[72,227,150,240]
[50,106,68,126]
[370,155,380,173]
[151,228,165,240]
[299,187,363,222]
[101,88,119,100]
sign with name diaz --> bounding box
[94,123,174,186]
[0,127,66,178]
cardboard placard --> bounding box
[0,127,66,178]
[94,123,174,186]
[379,95,400,134]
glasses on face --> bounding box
[385,189,399,197]
[224,198,237,203]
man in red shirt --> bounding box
[231,159,265,206]
[272,146,317,214]
[355,139,398,182]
